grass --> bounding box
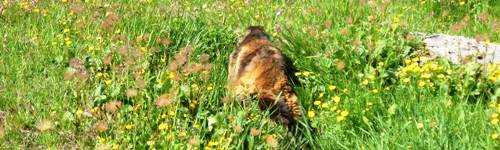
[0,0,499,149]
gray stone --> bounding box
[417,33,499,64]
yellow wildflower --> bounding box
[158,123,169,130]
[302,71,311,77]
[307,110,316,118]
[362,79,369,85]
[402,78,410,83]
[314,100,322,106]
[98,136,106,143]
[421,73,432,79]
[105,79,112,85]
[336,116,345,122]
[491,118,499,125]
[418,81,426,87]
[340,110,349,117]
[168,72,176,79]
[328,85,337,91]
[124,124,134,130]
[146,140,155,146]
[332,96,341,103]
[492,113,499,118]
[404,59,412,65]
[492,133,499,139]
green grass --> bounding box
[0,0,499,149]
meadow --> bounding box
[0,0,499,149]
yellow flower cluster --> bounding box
[397,58,446,88]
[489,101,500,140]
[486,63,500,82]
[295,71,313,77]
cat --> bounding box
[227,26,302,128]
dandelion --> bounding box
[490,118,499,125]
[362,79,369,85]
[124,124,134,130]
[332,96,341,103]
[421,73,432,79]
[319,92,324,98]
[307,110,316,118]
[321,103,329,108]
[146,140,155,146]
[492,113,498,118]
[313,100,322,106]
[340,110,349,116]
[328,85,337,91]
[104,79,112,85]
[491,133,499,139]
[207,140,218,147]
[336,116,345,122]
[302,71,311,77]
[418,80,426,87]
[97,136,106,144]
[158,123,169,131]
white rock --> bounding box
[419,33,499,64]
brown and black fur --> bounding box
[227,26,302,128]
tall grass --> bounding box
[0,0,498,149]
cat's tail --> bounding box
[258,90,301,129]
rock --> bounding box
[416,33,499,64]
